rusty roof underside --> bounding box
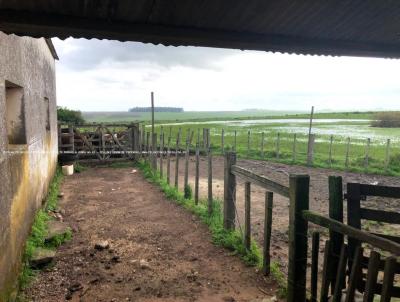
[1,1,400,58]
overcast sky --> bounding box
[53,38,400,112]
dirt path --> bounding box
[169,155,400,272]
[23,167,278,302]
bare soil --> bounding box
[22,166,278,302]
[169,155,400,272]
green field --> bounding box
[83,110,400,175]
[143,118,400,176]
[83,110,375,123]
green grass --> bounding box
[18,167,70,291]
[148,121,400,177]
[137,160,287,297]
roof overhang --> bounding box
[1,1,400,58]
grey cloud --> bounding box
[54,38,238,71]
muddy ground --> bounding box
[168,155,400,272]
[22,167,278,302]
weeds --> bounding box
[18,166,70,292]
[137,160,287,296]
[184,184,193,199]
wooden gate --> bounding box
[58,123,140,161]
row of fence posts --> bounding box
[165,127,392,171]
[139,126,214,215]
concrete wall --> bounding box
[0,32,57,300]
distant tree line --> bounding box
[128,107,184,113]
[371,112,400,128]
[57,106,85,124]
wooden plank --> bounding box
[380,256,397,302]
[184,141,189,189]
[363,251,381,302]
[347,182,362,265]
[287,174,310,302]
[328,176,344,291]
[332,244,348,302]
[167,145,171,184]
[359,183,400,198]
[174,128,181,188]
[223,152,236,230]
[208,148,213,215]
[370,233,400,244]
[360,208,400,224]
[195,146,200,205]
[244,182,251,250]
[302,210,400,256]
[344,246,363,302]
[263,191,273,276]
[160,132,164,178]
[310,232,320,302]
[231,165,289,197]
[320,240,331,302]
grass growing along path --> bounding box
[137,160,287,297]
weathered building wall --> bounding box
[0,32,58,300]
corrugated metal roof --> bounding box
[1,1,400,58]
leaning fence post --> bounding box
[287,174,310,302]
[364,138,370,170]
[160,132,164,178]
[307,134,315,166]
[385,138,391,172]
[224,152,237,230]
[195,146,200,205]
[345,137,350,169]
[244,181,251,250]
[263,191,273,276]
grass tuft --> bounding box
[18,166,71,292]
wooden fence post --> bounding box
[287,174,310,302]
[385,138,391,172]
[152,133,157,171]
[208,148,213,215]
[276,132,280,159]
[307,134,315,166]
[234,130,237,151]
[168,126,172,147]
[247,130,251,157]
[142,124,146,154]
[224,151,237,230]
[195,146,200,205]
[244,181,251,250]
[328,135,333,167]
[174,129,181,188]
[292,133,297,162]
[146,132,150,160]
[160,132,164,178]
[364,138,370,170]
[345,137,350,169]
[328,176,344,292]
[221,128,225,154]
[263,191,273,276]
[261,132,265,159]
[184,133,190,189]
[167,145,171,184]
